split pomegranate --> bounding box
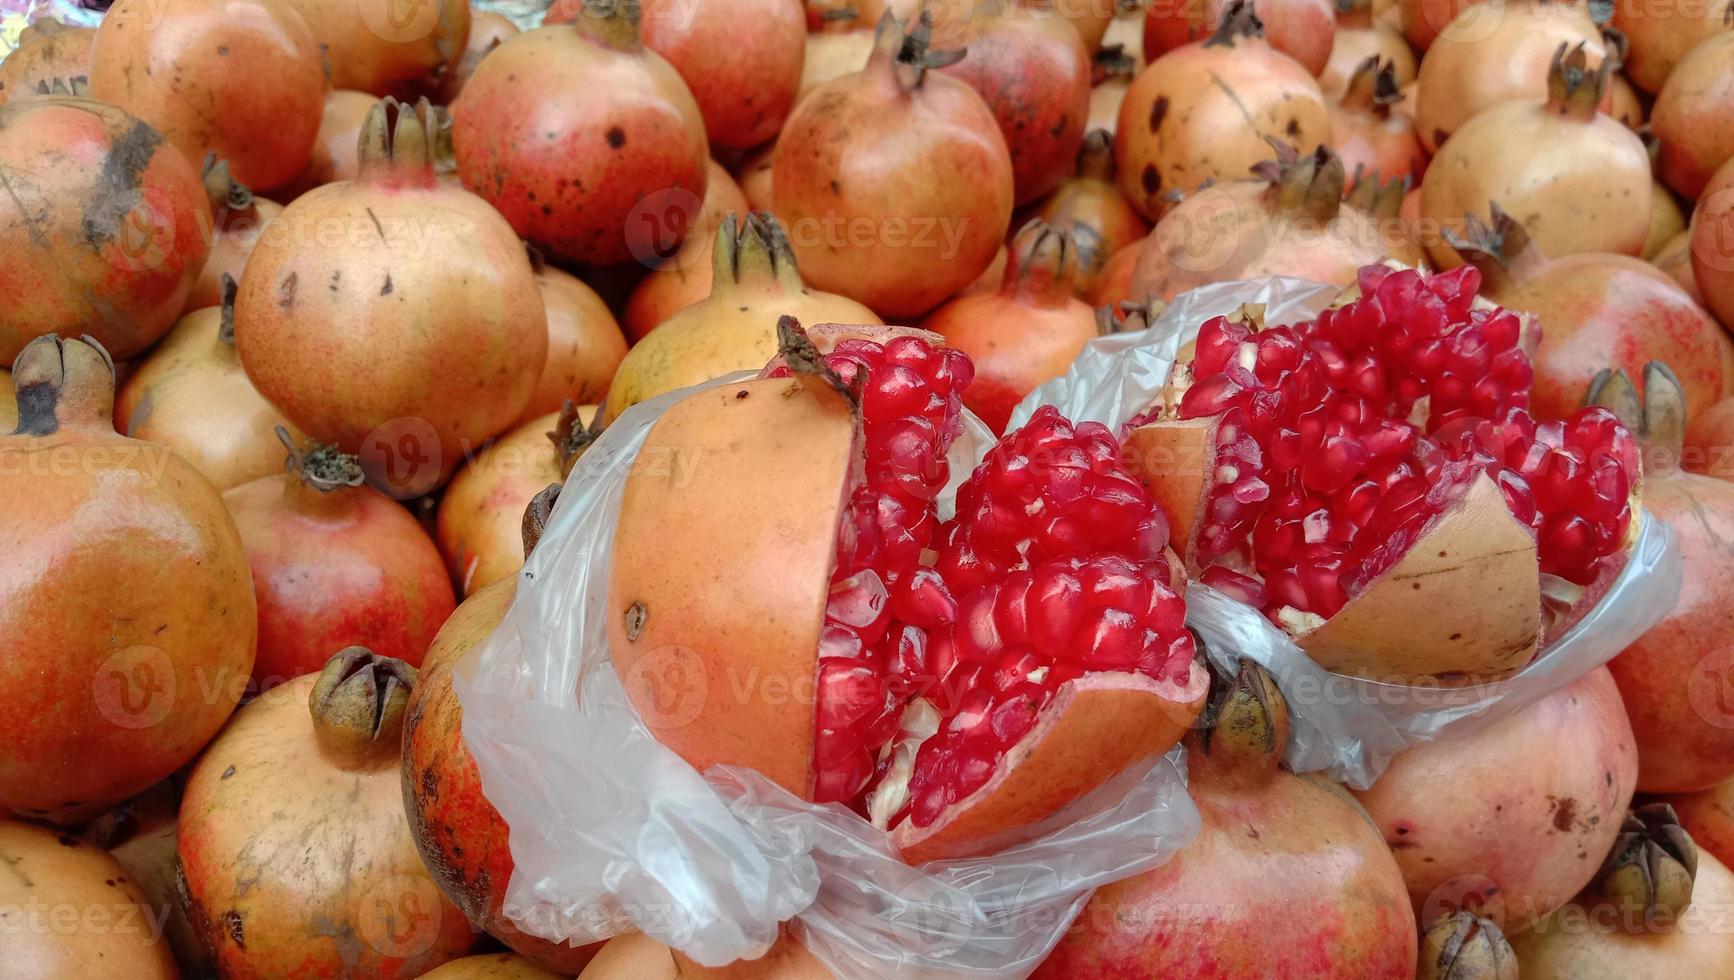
[1691,156,1734,327]
[1611,0,1734,95]
[0,821,177,978]
[453,0,708,266]
[438,11,519,106]
[0,19,93,107]
[0,336,255,823]
[1450,207,1727,423]
[181,649,477,978]
[1510,806,1734,976]
[236,98,546,496]
[1320,24,1417,97]
[1129,143,1392,304]
[1665,779,1734,867]
[621,163,753,342]
[605,214,881,422]
[635,0,805,149]
[774,14,1014,317]
[224,431,456,687]
[280,0,468,97]
[1587,364,1734,793]
[1125,264,1642,681]
[1653,32,1734,199]
[1031,130,1153,300]
[1330,57,1428,190]
[1034,662,1417,978]
[1417,912,1519,980]
[521,254,627,425]
[936,1,1092,205]
[610,321,1207,862]
[1143,0,1337,76]
[117,278,305,493]
[1352,666,1638,934]
[0,94,211,363]
[925,221,1099,432]
[1115,1,1331,221]
[1414,3,1607,153]
[1421,46,1651,267]
[184,158,285,313]
[89,0,324,191]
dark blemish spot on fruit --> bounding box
[1434,129,1448,148]
[1439,550,1448,557]
[1149,96,1169,132]
[221,765,236,780]
[278,272,297,310]
[829,179,841,196]
[57,835,79,848]
[625,602,647,640]
[738,306,749,312]
[1412,582,1422,590]
[380,274,394,296]
[541,204,553,216]
[1286,118,1299,137]
[218,45,229,55]
[1450,632,1462,640]
[421,767,438,800]
[736,389,750,399]
[1551,797,1577,832]
[221,910,246,948]
[1142,164,1161,195]
[366,208,385,240]
[329,271,340,291]
[607,127,626,148]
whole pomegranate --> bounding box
[1034,662,1417,977]
[1612,0,1734,94]
[224,431,456,687]
[437,10,519,105]
[0,821,177,978]
[1587,363,1734,792]
[0,19,94,106]
[1115,1,1331,221]
[1414,2,1606,153]
[634,0,804,149]
[1450,207,1727,423]
[774,14,1014,317]
[925,221,1099,432]
[1124,265,1643,681]
[117,278,305,492]
[1143,0,1337,75]
[1130,143,1393,303]
[0,95,211,363]
[521,255,627,425]
[184,158,285,313]
[1652,33,1734,200]
[1421,47,1651,267]
[1666,779,1734,867]
[453,0,708,266]
[612,321,1207,861]
[280,0,467,97]
[89,0,324,191]
[291,88,379,191]
[236,98,547,496]
[1331,57,1428,190]
[1690,155,1734,327]
[1320,24,1417,97]
[936,1,1091,205]
[181,649,477,978]
[438,404,594,597]
[1030,130,1153,300]
[605,214,881,422]
[0,336,255,823]
[1351,666,1638,934]
[1510,805,1734,976]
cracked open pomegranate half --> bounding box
[1124,264,1642,682]
[608,320,1207,863]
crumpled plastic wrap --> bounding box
[452,370,1203,979]
[1011,276,1684,789]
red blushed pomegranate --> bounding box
[89,0,324,192]
[438,404,595,597]
[181,650,478,978]
[406,576,604,974]
[633,0,805,149]
[1653,32,1734,200]
[1320,24,1417,98]
[521,256,627,425]
[0,95,211,363]
[280,0,467,97]
[184,157,285,313]
[1414,2,1606,154]
[453,1,708,267]
[437,11,518,106]
[1034,662,1417,978]
[925,222,1099,432]
[937,1,1092,205]
[1130,143,1392,304]
[0,821,177,978]
[1612,0,1734,95]
[1422,47,1651,267]
[1684,396,1734,479]
[1031,130,1153,300]
[606,214,882,421]
[1143,0,1337,76]
[1666,779,1734,868]
[1691,155,1734,327]
[236,98,546,496]
[224,432,456,687]
[0,336,255,823]
[1351,666,1638,934]
[1331,58,1428,190]
[1586,364,1734,793]
[1510,807,1734,976]
[1115,1,1331,221]
[0,19,93,106]
[118,278,306,493]
[611,321,1208,862]
[774,15,1014,318]
[1125,265,1643,682]
[1452,207,1727,424]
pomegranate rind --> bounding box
[1295,473,1541,682]
[890,664,1210,864]
[608,375,857,799]
[757,323,948,375]
[1123,416,1213,555]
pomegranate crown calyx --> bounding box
[1586,362,1686,458]
[1192,659,1289,765]
[276,426,366,493]
[774,316,861,409]
[1343,56,1403,115]
[1443,203,1537,290]
[546,398,603,476]
[873,11,967,91]
[1418,912,1517,980]
[1545,42,1613,120]
[33,76,89,98]
[522,482,562,556]
[1092,43,1136,83]
[310,647,418,768]
[1077,129,1116,181]
[1252,140,1346,224]
[713,212,804,295]
[1005,219,1082,303]
[10,333,116,437]
[201,153,255,214]
[574,0,643,50]
[1590,803,1699,930]
[356,97,444,185]
[1344,167,1410,219]
[1206,0,1266,47]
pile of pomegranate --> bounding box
[4,0,1734,975]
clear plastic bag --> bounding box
[451,372,1203,979]
[1011,276,1684,789]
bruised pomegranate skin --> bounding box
[1351,666,1638,935]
